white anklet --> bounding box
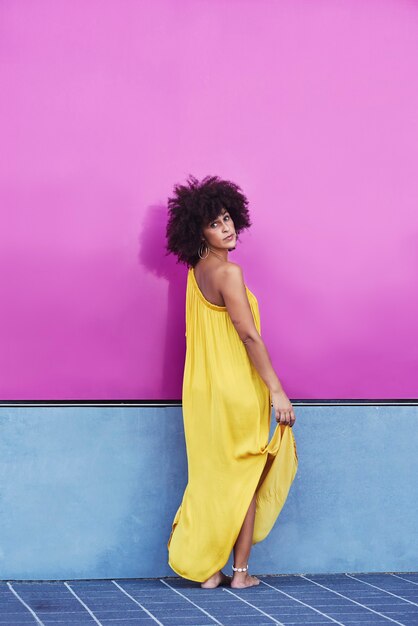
[232,564,248,572]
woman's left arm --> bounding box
[218,263,296,427]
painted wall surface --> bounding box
[0,405,417,579]
[1,0,418,400]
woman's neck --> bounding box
[208,246,228,262]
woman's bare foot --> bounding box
[231,572,260,589]
[201,570,231,589]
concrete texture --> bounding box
[0,405,417,580]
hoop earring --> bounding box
[198,241,209,259]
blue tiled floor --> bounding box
[1,573,417,626]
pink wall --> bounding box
[1,0,417,400]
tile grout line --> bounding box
[260,579,345,625]
[390,573,418,586]
[64,582,103,625]
[112,580,165,626]
[223,587,285,625]
[6,582,46,626]
[300,575,406,626]
[159,579,224,626]
[345,574,418,607]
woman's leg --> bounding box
[201,494,258,589]
[200,492,258,589]
[230,492,260,588]
[231,458,273,588]
[201,458,272,589]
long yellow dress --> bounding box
[167,267,298,582]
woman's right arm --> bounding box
[219,263,296,427]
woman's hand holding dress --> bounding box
[271,389,296,427]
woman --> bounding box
[166,175,298,589]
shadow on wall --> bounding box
[137,204,187,400]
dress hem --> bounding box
[167,454,269,583]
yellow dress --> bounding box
[167,267,298,582]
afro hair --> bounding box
[166,174,251,267]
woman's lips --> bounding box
[224,233,235,241]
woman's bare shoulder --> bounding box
[215,261,245,288]
[220,261,243,277]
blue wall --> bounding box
[0,404,417,580]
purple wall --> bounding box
[1,0,417,400]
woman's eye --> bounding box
[224,215,230,221]
[210,222,217,228]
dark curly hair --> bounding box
[166,174,251,267]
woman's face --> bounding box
[202,208,236,250]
